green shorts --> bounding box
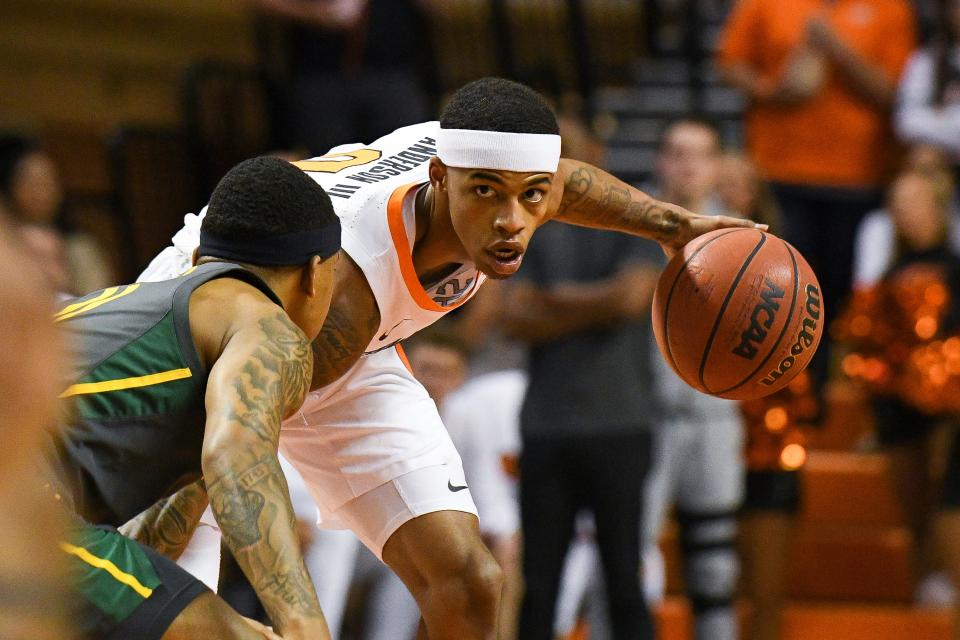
[63,524,208,640]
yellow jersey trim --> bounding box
[60,367,193,398]
[55,284,141,322]
[59,542,154,599]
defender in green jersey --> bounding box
[46,156,340,640]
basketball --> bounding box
[652,228,824,400]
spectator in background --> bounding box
[0,135,112,295]
[895,0,960,160]
[503,184,662,639]
[642,119,745,640]
[850,168,960,616]
[719,150,804,640]
[716,151,781,230]
[854,145,960,289]
[250,0,433,154]
[717,0,916,399]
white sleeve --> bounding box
[136,210,205,283]
[852,211,895,289]
[894,50,960,154]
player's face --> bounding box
[292,252,340,341]
[442,166,555,280]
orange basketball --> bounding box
[652,228,824,400]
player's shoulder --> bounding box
[294,121,438,197]
[190,274,303,363]
[193,275,281,323]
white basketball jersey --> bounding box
[138,121,486,353]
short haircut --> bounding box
[202,156,337,243]
[0,134,35,196]
[439,77,559,135]
[659,116,723,151]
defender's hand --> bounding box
[241,617,282,640]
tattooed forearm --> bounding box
[553,161,687,242]
[206,452,324,629]
[119,479,208,560]
[203,310,327,633]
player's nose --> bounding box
[494,201,526,237]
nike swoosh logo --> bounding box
[447,481,469,493]
[379,318,412,341]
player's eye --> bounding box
[524,189,545,203]
[475,185,495,198]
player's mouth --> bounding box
[485,241,524,276]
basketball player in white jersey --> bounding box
[139,78,762,639]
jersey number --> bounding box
[293,149,382,174]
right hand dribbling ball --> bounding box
[652,228,823,400]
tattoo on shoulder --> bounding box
[226,313,313,442]
[310,303,378,390]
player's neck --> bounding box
[411,183,470,282]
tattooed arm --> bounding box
[202,311,330,640]
[119,479,208,560]
[550,159,763,256]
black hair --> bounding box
[0,133,75,233]
[202,156,337,243]
[933,0,960,106]
[439,77,559,135]
[0,134,35,197]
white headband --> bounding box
[436,128,561,173]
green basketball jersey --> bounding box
[47,262,281,525]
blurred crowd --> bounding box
[4,0,960,639]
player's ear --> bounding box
[428,156,447,192]
[190,247,200,266]
[302,255,324,297]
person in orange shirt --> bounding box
[717,0,916,388]
[717,3,915,640]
